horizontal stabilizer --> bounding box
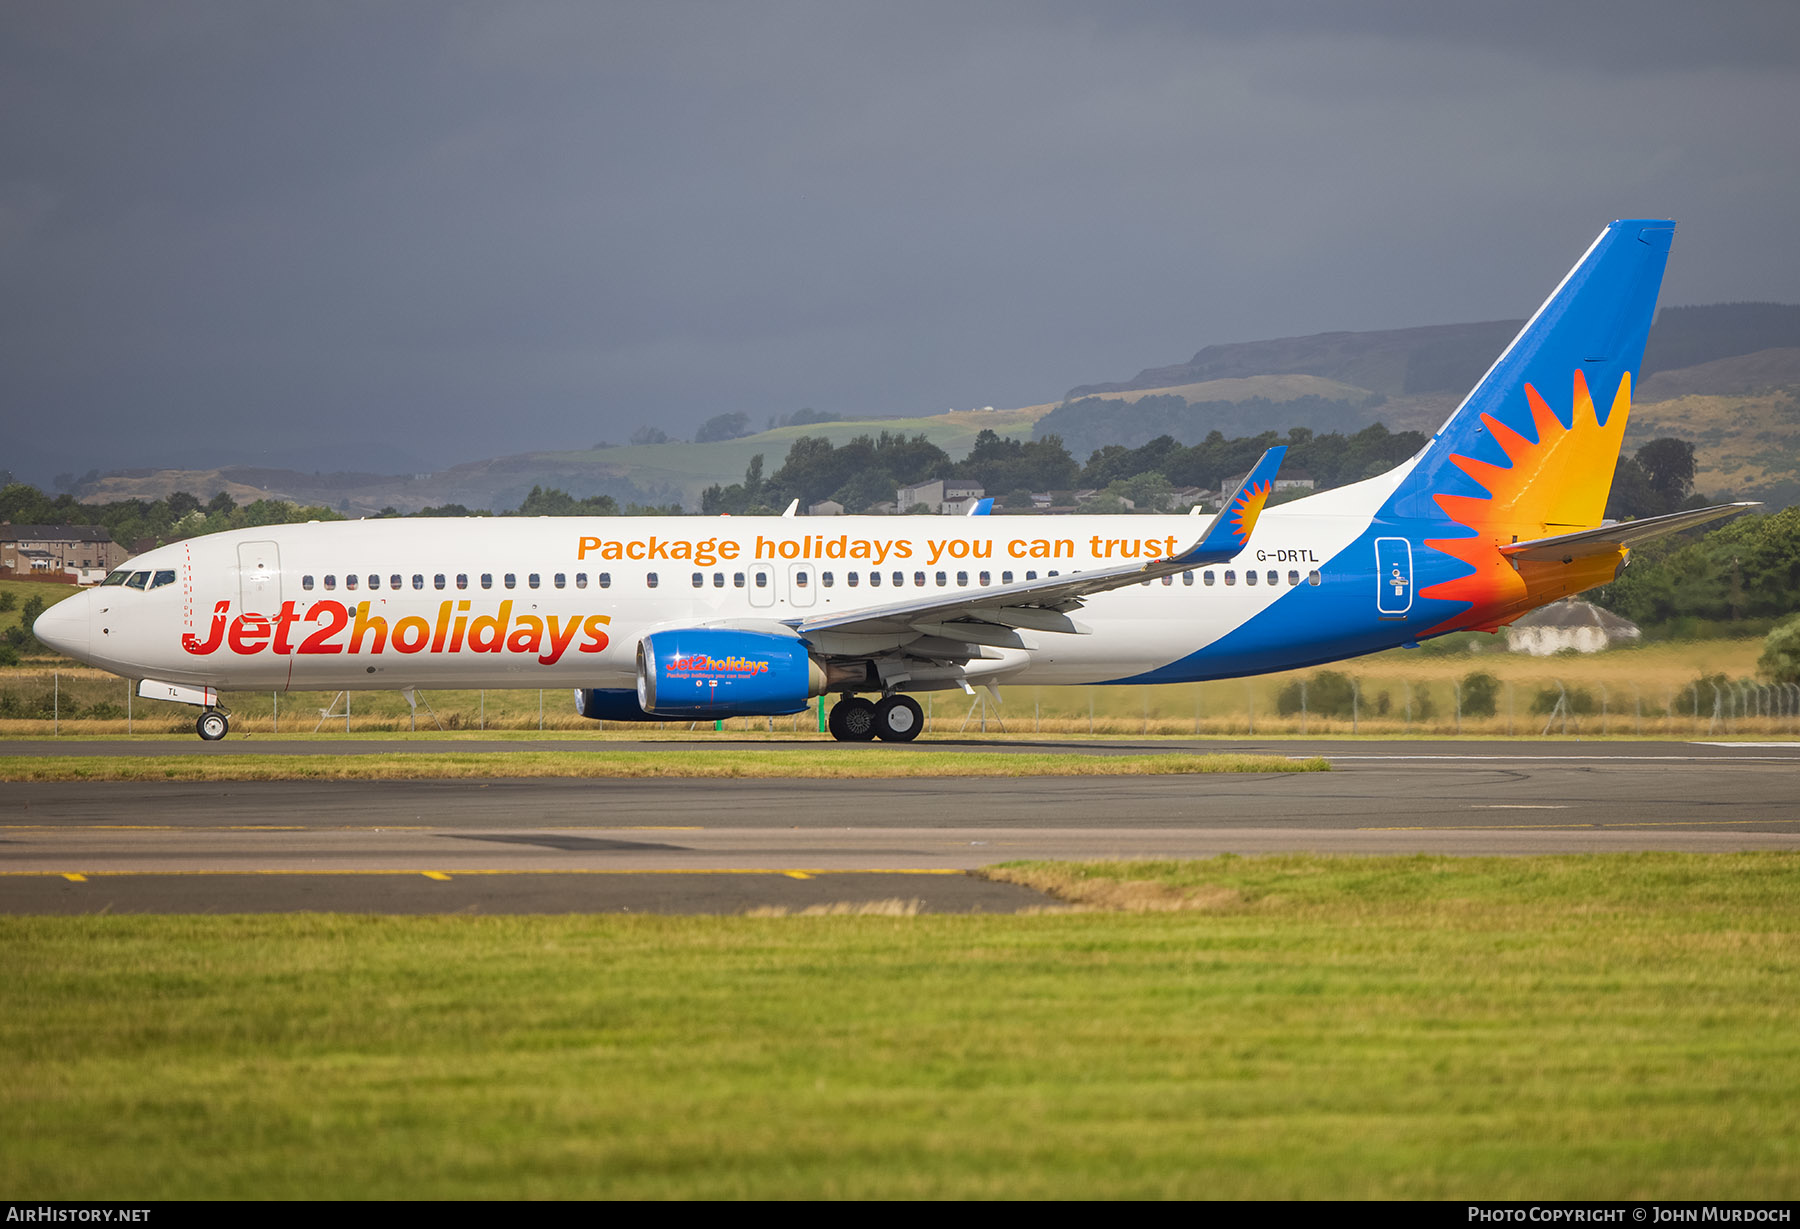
[1500,502,1759,563]
[1174,446,1286,566]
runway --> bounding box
[3,739,1796,913]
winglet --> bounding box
[1172,446,1285,565]
[966,497,994,516]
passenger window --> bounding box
[979,571,990,586]
[324,575,337,591]
[528,574,540,589]
[1267,571,1278,586]
[433,574,445,590]
[867,571,880,587]
[599,573,611,588]
[346,574,359,591]
[1026,571,1037,581]
[1183,570,1194,586]
[554,573,566,589]
[504,574,516,589]
[1288,570,1300,586]
[646,573,658,588]
[1002,571,1013,584]
[936,572,947,587]
[302,575,315,591]
[1224,570,1236,586]
[821,571,833,588]
[733,573,745,588]
[413,575,425,590]
[480,574,492,589]
[391,575,402,590]
[1246,571,1258,586]
[795,570,809,588]
[576,573,588,589]
[1161,575,1172,586]
[1308,570,1322,586]
[455,574,467,590]
[713,572,724,587]
[755,573,767,588]
[1204,571,1215,586]
[956,571,967,587]
[368,575,380,590]
[914,572,925,587]
[846,572,858,587]
[691,572,704,588]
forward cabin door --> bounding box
[237,541,282,613]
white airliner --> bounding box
[35,219,1752,741]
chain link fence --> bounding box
[3,666,1797,737]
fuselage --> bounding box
[29,462,1621,697]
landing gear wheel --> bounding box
[196,710,229,741]
[873,695,924,742]
[827,696,877,742]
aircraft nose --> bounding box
[32,591,90,660]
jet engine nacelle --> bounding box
[632,628,823,719]
[573,687,661,722]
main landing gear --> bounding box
[196,709,230,741]
[827,694,923,743]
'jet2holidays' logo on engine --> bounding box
[671,654,770,675]
[181,600,611,665]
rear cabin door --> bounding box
[1374,537,1412,618]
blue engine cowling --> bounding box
[619,628,819,719]
[573,687,661,722]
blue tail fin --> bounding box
[1385,219,1674,527]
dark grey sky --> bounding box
[4,1,1798,483]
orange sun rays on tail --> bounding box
[1419,370,1632,632]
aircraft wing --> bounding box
[1499,502,1758,563]
[786,448,1284,656]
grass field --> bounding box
[0,748,1323,783]
[2,633,1788,739]
[3,853,1795,1199]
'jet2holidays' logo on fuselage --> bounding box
[181,600,611,666]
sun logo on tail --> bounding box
[1228,481,1272,546]
[1419,369,1632,631]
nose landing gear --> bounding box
[196,709,229,741]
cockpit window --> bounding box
[124,571,150,590]
[100,571,130,586]
[149,570,177,590]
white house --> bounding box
[1505,599,1642,655]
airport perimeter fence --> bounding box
[3,668,1799,738]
